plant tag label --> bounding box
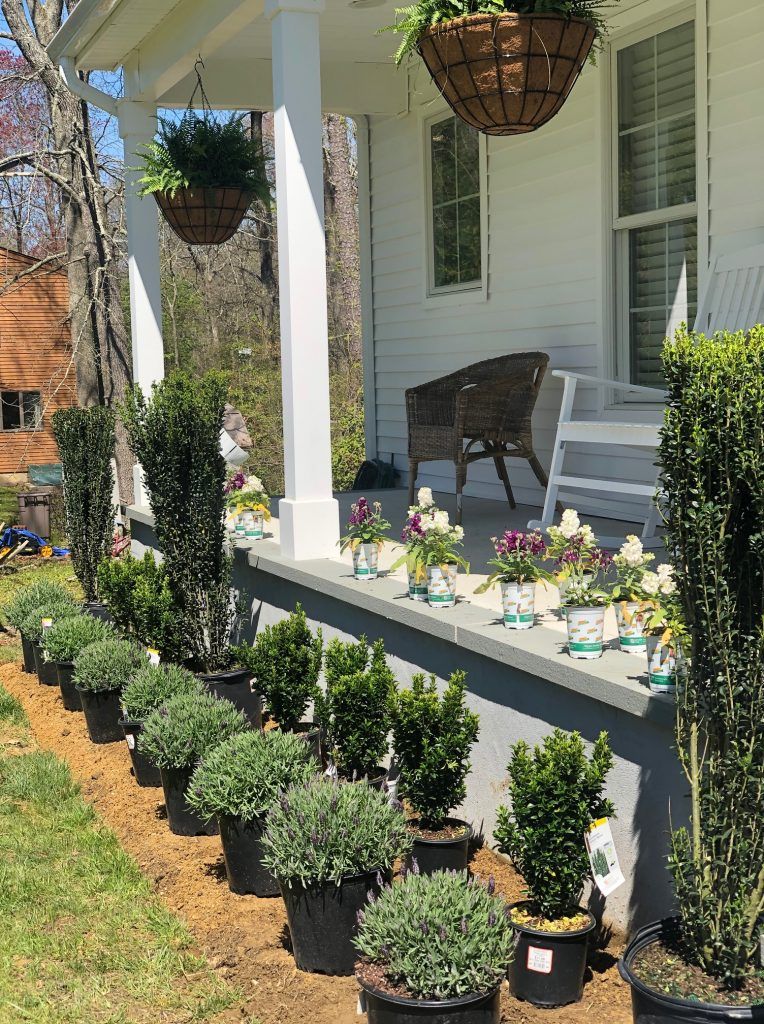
[526,946,553,974]
[586,818,625,896]
[41,617,53,633]
[356,989,366,1015]
[324,762,338,781]
[146,648,160,666]
[125,734,136,751]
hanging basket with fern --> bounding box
[386,2,613,137]
[138,60,270,246]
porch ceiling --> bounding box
[48,0,406,116]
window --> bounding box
[614,19,697,388]
[1,390,41,431]
[428,115,482,292]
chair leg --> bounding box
[493,456,517,511]
[455,463,467,526]
[408,461,418,507]
[529,453,564,517]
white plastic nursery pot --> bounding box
[352,542,379,581]
[245,510,265,540]
[407,566,428,602]
[646,634,677,694]
[566,606,606,659]
[501,581,536,630]
[615,601,648,655]
[234,513,246,537]
[427,564,458,608]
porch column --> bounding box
[266,0,340,561]
[117,100,165,505]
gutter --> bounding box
[58,56,119,115]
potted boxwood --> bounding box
[2,579,75,672]
[385,1,613,137]
[494,729,614,1007]
[97,552,184,661]
[261,778,412,975]
[474,529,553,630]
[355,870,514,1024]
[392,671,479,873]
[339,497,391,582]
[236,604,323,755]
[22,599,80,685]
[186,730,319,895]
[140,690,249,836]
[74,638,146,743]
[619,327,764,1021]
[120,663,206,787]
[42,613,115,711]
[51,406,116,618]
[316,637,395,785]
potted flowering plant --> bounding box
[225,470,271,540]
[559,549,613,660]
[641,591,684,696]
[392,487,438,601]
[401,506,468,609]
[340,497,391,581]
[474,530,553,630]
[545,508,599,607]
[611,536,678,660]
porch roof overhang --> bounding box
[48,0,408,116]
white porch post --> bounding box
[266,0,340,561]
[117,101,165,505]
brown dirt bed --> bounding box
[1,659,634,1024]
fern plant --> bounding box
[385,0,616,65]
[139,116,271,201]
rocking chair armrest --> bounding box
[550,370,666,400]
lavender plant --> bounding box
[355,870,513,999]
[120,663,204,722]
[43,614,114,664]
[20,600,79,644]
[140,690,249,771]
[72,638,146,693]
[2,580,75,631]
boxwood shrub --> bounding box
[186,730,319,822]
[73,638,146,693]
[140,691,249,771]
[120,663,204,722]
[43,614,115,664]
[261,777,411,887]
[3,580,75,631]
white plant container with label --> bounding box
[501,581,536,630]
[427,563,458,608]
[407,565,428,602]
[566,606,606,659]
[352,542,379,581]
[646,634,677,694]
[234,513,246,537]
[245,510,265,540]
[615,601,648,655]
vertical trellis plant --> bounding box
[52,406,116,603]
[659,325,764,990]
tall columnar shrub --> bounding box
[52,406,116,603]
[122,372,234,671]
[659,326,764,988]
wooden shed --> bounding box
[0,248,76,475]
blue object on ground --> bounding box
[0,526,69,557]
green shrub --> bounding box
[3,580,74,631]
[236,605,322,733]
[21,600,79,644]
[355,870,513,1000]
[261,778,412,886]
[186,730,318,821]
[392,672,479,830]
[316,638,395,779]
[120,663,204,721]
[43,614,114,664]
[140,691,249,771]
[97,553,183,659]
[493,729,613,921]
[659,325,764,988]
[72,638,146,693]
[51,406,115,603]
[122,371,236,672]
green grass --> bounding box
[0,557,82,614]
[0,683,238,1023]
[0,484,18,527]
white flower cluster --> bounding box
[417,486,434,508]
[548,508,595,545]
[420,507,464,541]
[641,563,676,597]
[246,474,265,493]
[616,534,653,569]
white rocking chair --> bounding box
[529,242,764,547]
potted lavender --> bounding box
[474,529,552,630]
[225,470,270,540]
[340,497,391,581]
[392,487,438,601]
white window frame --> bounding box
[605,3,707,404]
[421,107,488,307]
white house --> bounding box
[48,0,764,929]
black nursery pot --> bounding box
[274,722,322,763]
[618,919,760,1023]
[160,765,219,837]
[197,666,261,728]
[358,979,502,1024]
[20,633,35,673]
[281,867,387,975]
[508,902,596,1008]
[218,811,279,896]
[76,686,124,743]
[82,601,113,624]
[56,662,81,711]
[121,718,162,788]
[406,818,472,875]
[33,642,59,686]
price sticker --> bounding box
[586,818,625,896]
[41,617,53,633]
[526,946,554,974]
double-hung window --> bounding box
[613,19,697,388]
[1,390,42,431]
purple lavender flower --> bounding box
[411,858,420,875]
[419,920,429,936]
[460,917,468,935]
[439,926,447,941]
[487,875,495,895]
[488,912,497,927]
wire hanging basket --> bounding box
[416,13,597,136]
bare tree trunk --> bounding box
[249,111,279,357]
[323,114,361,367]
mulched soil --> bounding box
[632,940,764,1007]
[1,657,635,1024]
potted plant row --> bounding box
[2,578,76,673]
[73,638,146,744]
[42,613,115,710]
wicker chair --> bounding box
[406,352,554,524]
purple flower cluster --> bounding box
[493,530,546,559]
[559,544,613,571]
[348,496,373,527]
[402,511,426,543]
[224,470,246,495]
